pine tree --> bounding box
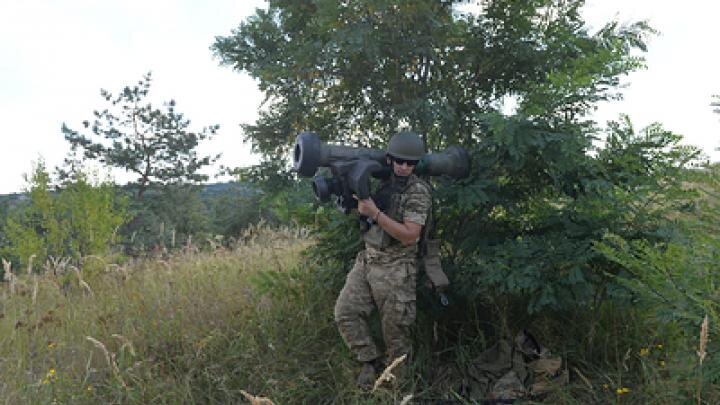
[61,72,219,198]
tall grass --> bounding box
[0,224,429,404]
[0,225,350,404]
[2,223,719,403]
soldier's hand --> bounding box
[352,195,379,218]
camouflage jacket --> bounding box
[363,174,432,265]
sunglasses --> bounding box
[391,156,419,166]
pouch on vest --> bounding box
[363,223,392,250]
[421,238,448,291]
[413,176,450,306]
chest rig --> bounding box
[362,174,417,250]
[361,174,450,305]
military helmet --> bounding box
[387,131,425,160]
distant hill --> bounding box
[201,181,259,197]
[0,182,257,197]
[0,192,29,209]
[0,181,258,207]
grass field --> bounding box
[0,226,336,404]
[1,223,718,404]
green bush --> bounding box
[595,163,720,392]
[121,185,210,254]
[1,161,129,270]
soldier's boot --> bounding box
[356,359,383,390]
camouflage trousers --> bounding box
[334,250,417,364]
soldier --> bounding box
[334,131,433,389]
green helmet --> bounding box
[387,131,425,160]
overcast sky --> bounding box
[1,0,718,195]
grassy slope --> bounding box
[1,223,718,404]
[0,225,419,404]
[1,227,336,404]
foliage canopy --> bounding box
[214,0,697,314]
[213,0,652,155]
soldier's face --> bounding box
[389,157,416,177]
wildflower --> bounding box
[86,386,93,392]
[616,387,631,394]
[659,360,666,368]
[47,341,56,349]
[656,343,663,350]
[639,347,649,356]
[43,368,57,383]
[602,383,609,390]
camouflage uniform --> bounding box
[334,173,432,364]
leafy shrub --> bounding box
[446,115,701,313]
[1,161,129,270]
[595,163,720,385]
[121,184,210,254]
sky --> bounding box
[0,0,718,195]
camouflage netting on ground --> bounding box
[432,331,569,402]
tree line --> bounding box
[0,73,273,271]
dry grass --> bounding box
[697,314,710,405]
[372,354,407,392]
[0,225,314,404]
[0,234,674,403]
[698,314,709,366]
[240,389,275,405]
[4,222,711,403]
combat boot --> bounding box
[356,359,383,390]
